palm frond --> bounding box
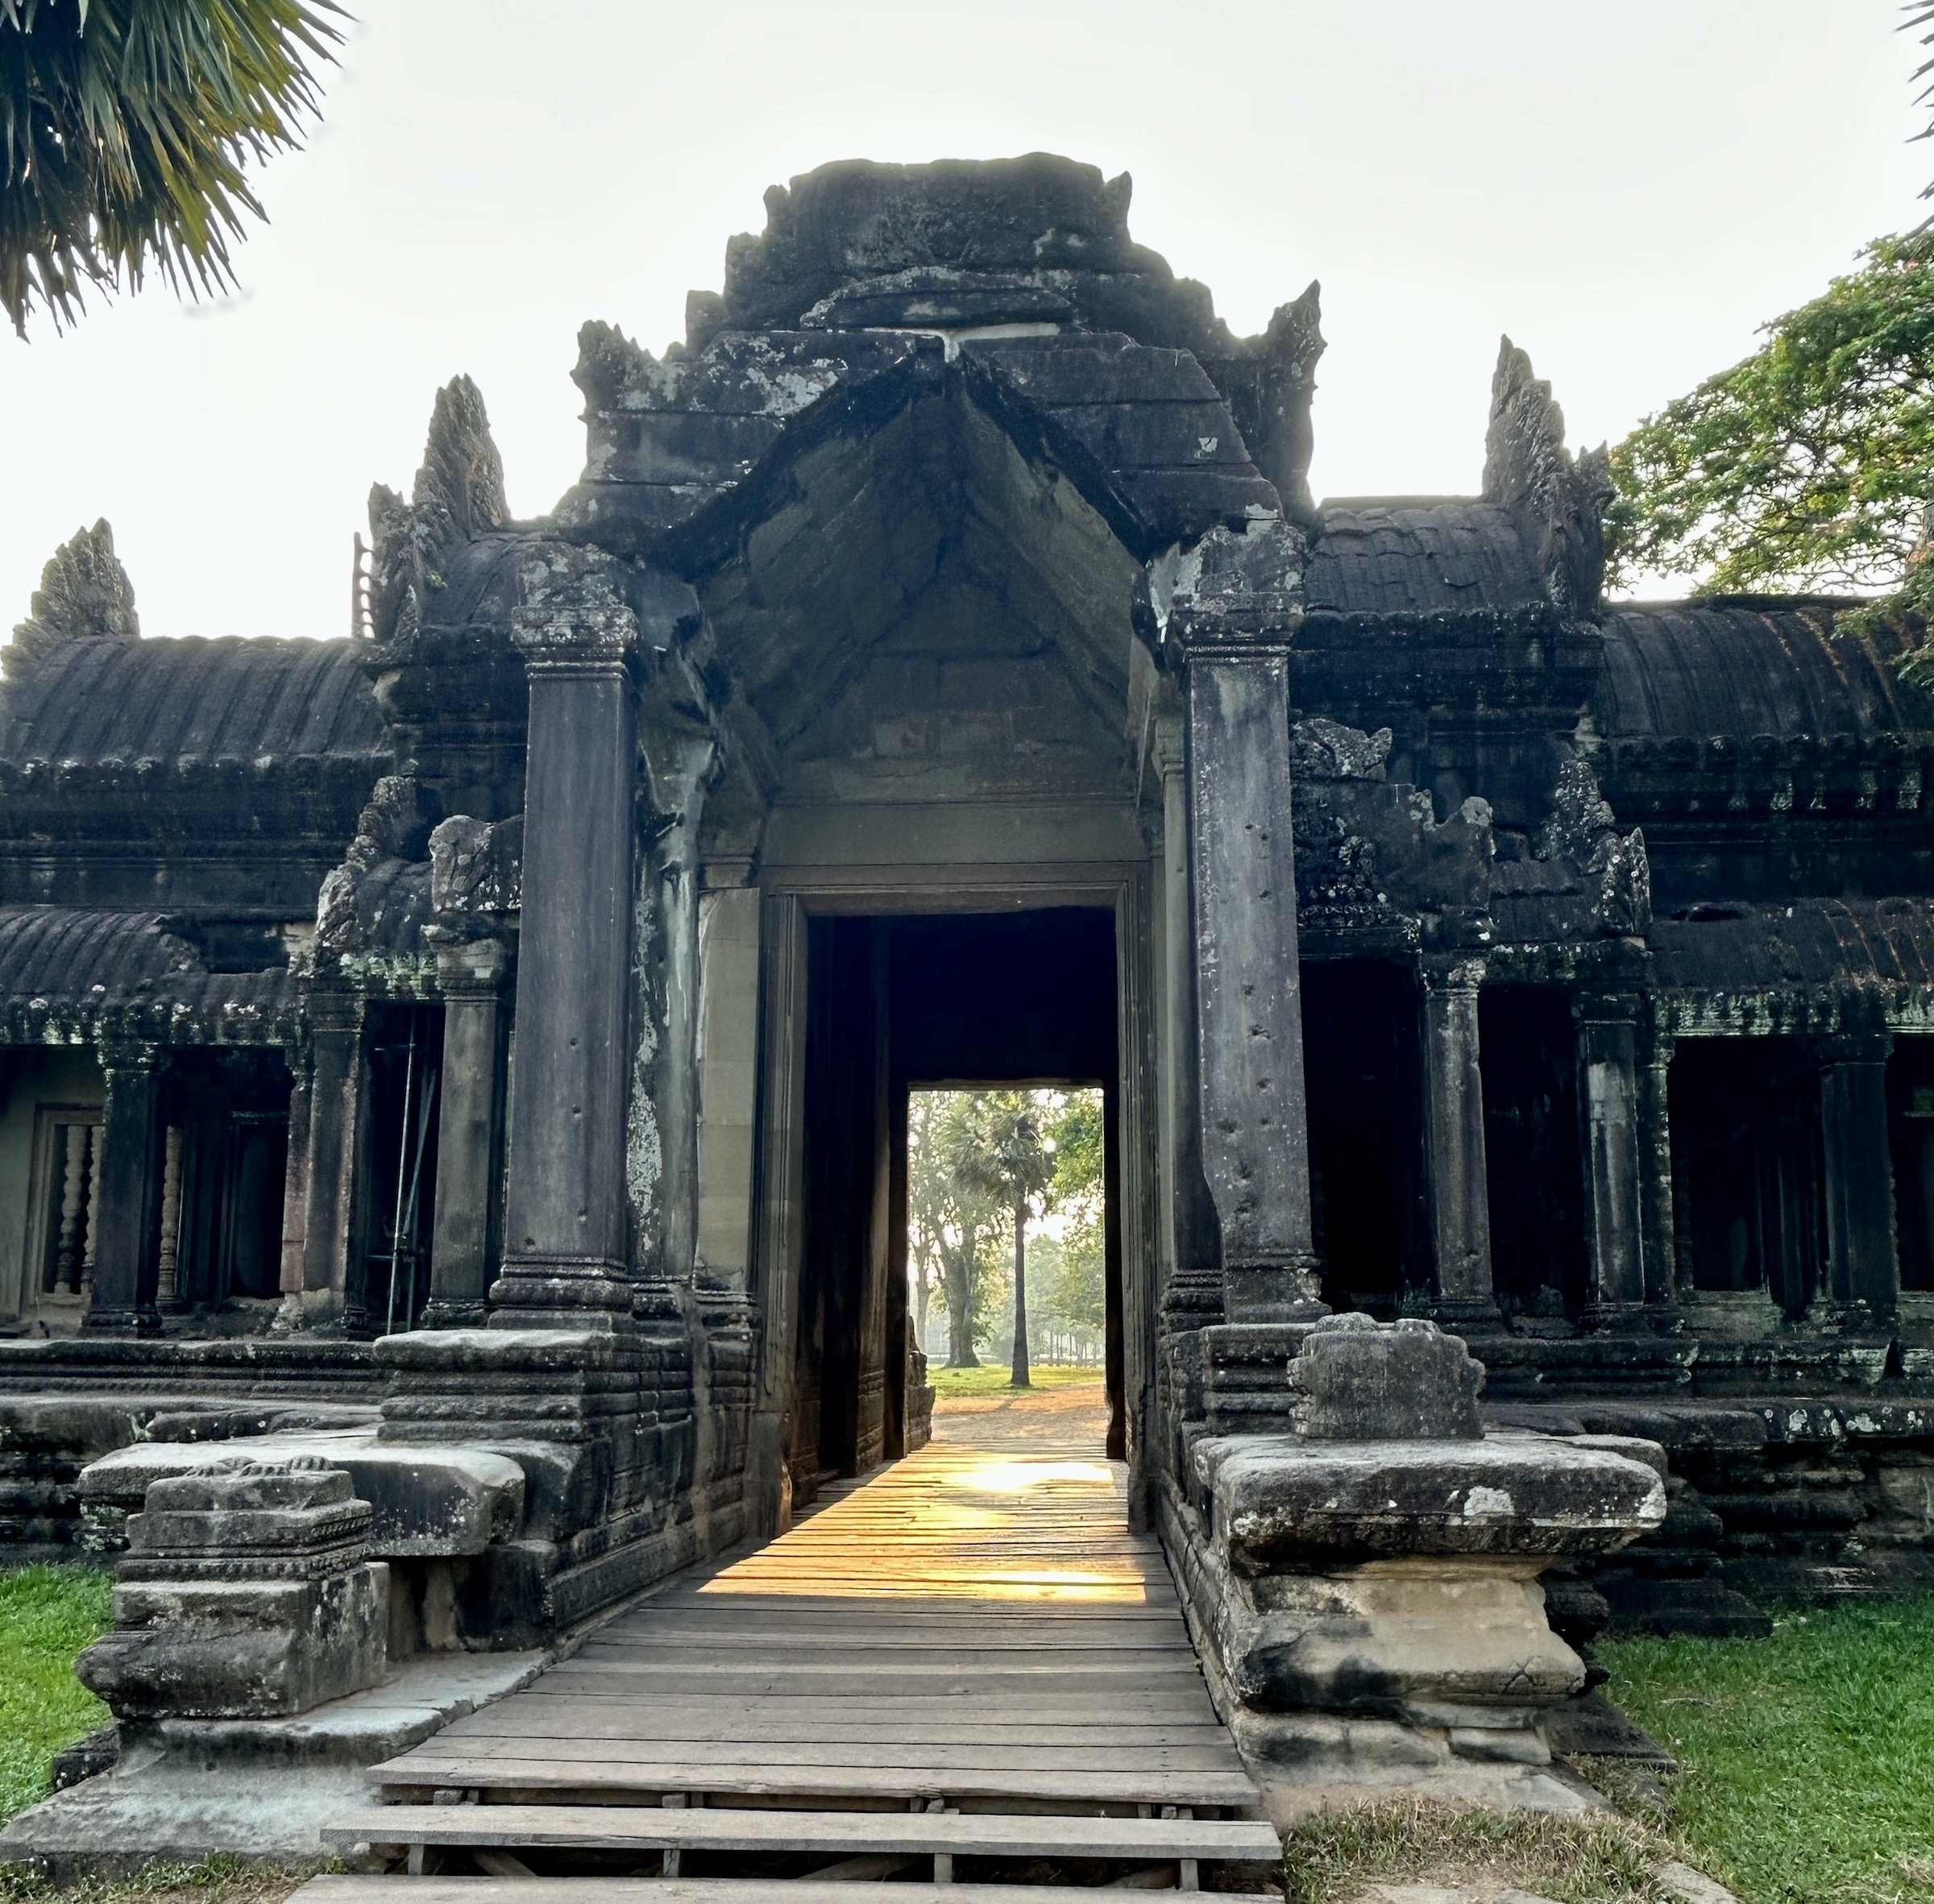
[0,0,344,335]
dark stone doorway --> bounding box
[1302,960,1429,1317]
[1672,1038,1824,1320]
[791,908,1123,1504]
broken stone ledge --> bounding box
[79,1432,525,1559]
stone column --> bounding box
[695,886,762,1292]
[1422,956,1499,1326]
[82,1039,163,1334]
[1154,716,1223,1331]
[421,938,510,1329]
[1639,1030,1679,1309]
[492,561,640,1324]
[301,990,368,1316]
[277,1068,311,1300]
[1818,1031,1899,1323]
[1577,997,1647,1326]
[1168,529,1321,1324]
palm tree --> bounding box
[2,0,342,335]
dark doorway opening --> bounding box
[1671,1039,1824,1319]
[355,1005,443,1336]
[1301,960,1429,1317]
[1480,988,1590,1321]
[792,908,1123,1507]
[1888,1036,1934,1293]
[159,1048,294,1309]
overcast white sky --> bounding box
[2,0,1927,641]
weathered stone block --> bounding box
[1291,1316,1484,1441]
[74,1456,388,1721]
[79,1570,388,1719]
[1222,1558,1586,1720]
[80,1435,525,1558]
[1197,1432,1666,1570]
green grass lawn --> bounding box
[0,1565,113,1824]
[1600,1592,1934,1904]
[925,1363,1104,1398]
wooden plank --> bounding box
[578,1620,1189,1643]
[484,1670,1206,1699]
[446,1715,1231,1747]
[322,1803,1280,1862]
[539,1655,1208,1678]
[380,1740,1243,1773]
[297,1874,1218,1902]
[542,1651,1193,1674]
[617,1615,1184,1632]
[370,1762,1262,1809]
[500,1695,1220,1721]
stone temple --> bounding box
[1,156,1932,1845]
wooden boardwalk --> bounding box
[367,1398,1258,1819]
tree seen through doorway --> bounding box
[907,1088,1105,1382]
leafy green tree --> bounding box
[2,0,342,336]
[1031,1222,1104,1350]
[1608,232,1934,596]
[908,1092,1005,1368]
[940,1091,1056,1388]
[1033,1090,1106,1358]
[1048,1091,1105,1215]
[1608,232,1934,674]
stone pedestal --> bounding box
[1160,1316,1665,1786]
[76,1457,388,1720]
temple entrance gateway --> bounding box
[786,908,1126,1503]
[9,154,1934,1875]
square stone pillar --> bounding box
[492,556,641,1325]
[299,989,368,1314]
[695,887,762,1293]
[277,1065,312,1299]
[1422,956,1500,1326]
[1576,998,1646,1326]
[1154,716,1224,1334]
[1639,1031,1679,1309]
[82,1039,163,1335]
[1817,1031,1899,1325]
[421,938,511,1329]
[1166,524,1322,1326]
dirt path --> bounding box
[931,1376,1110,1449]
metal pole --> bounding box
[398,1059,438,1331]
[384,1021,417,1337]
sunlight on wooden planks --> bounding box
[698,1441,1154,1602]
[369,1388,1258,1815]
